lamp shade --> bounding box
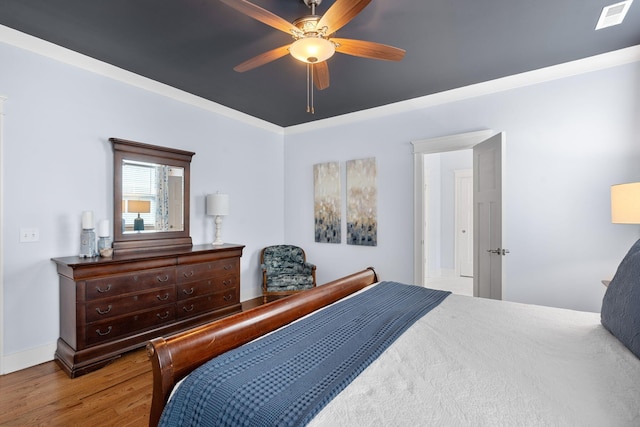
[611,182,640,224]
[128,200,151,214]
[207,193,229,216]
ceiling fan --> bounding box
[220,0,406,112]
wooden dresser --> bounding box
[52,243,244,378]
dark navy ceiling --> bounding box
[0,0,638,127]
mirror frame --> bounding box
[110,138,195,254]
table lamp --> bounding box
[207,193,229,245]
[128,200,151,231]
[611,182,640,224]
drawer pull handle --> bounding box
[223,294,232,301]
[223,280,232,286]
[183,304,194,312]
[224,265,232,270]
[96,305,112,315]
[96,284,112,293]
[96,326,112,336]
[157,274,170,282]
[182,287,194,295]
[183,271,195,278]
[156,311,170,320]
[156,293,170,301]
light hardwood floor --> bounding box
[0,348,152,426]
[0,297,266,426]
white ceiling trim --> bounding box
[0,25,284,135]
[285,44,640,135]
[1,25,639,136]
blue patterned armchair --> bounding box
[261,245,317,302]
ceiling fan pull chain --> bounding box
[306,64,310,113]
[306,64,315,114]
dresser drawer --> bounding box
[85,268,176,300]
[176,288,238,319]
[177,258,239,284]
[86,305,176,346]
[86,286,176,323]
[176,275,238,301]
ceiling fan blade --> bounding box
[317,0,371,35]
[333,38,406,61]
[233,44,292,72]
[220,0,299,35]
[313,61,330,90]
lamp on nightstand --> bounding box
[611,182,640,224]
[207,192,229,245]
[606,182,640,287]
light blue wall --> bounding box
[284,61,640,314]
[2,36,640,370]
[0,41,284,359]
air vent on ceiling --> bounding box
[595,0,634,30]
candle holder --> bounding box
[97,219,112,257]
[98,237,113,257]
[80,228,97,258]
[80,211,97,258]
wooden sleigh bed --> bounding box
[147,253,640,426]
[146,267,380,427]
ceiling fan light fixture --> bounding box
[289,37,335,63]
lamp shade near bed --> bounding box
[611,182,640,224]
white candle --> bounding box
[98,219,110,237]
[81,211,94,230]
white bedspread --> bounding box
[308,294,640,427]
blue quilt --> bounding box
[159,281,451,427]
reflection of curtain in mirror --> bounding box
[156,165,170,231]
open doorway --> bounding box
[412,130,506,299]
[424,151,473,296]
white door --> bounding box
[473,133,505,299]
[455,170,473,277]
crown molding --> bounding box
[0,25,283,135]
[285,44,640,135]
[1,24,638,137]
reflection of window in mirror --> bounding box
[122,160,184,234]
[111,137,194,254]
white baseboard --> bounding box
[2,342,56,375]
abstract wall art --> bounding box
[346,157,377,246]
[314,161,341,243]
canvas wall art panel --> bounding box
[314,162,341,243]
[347,157,377,246]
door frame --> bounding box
[411,130,496,287]
[0,96,6,374]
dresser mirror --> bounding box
[111,138,195,254]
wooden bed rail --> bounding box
[146,267,378,427]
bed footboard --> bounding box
[146,267,378,427]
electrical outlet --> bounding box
[20,228,39,242]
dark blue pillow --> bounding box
[601,239,640,359]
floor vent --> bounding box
[596,0,634,30]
